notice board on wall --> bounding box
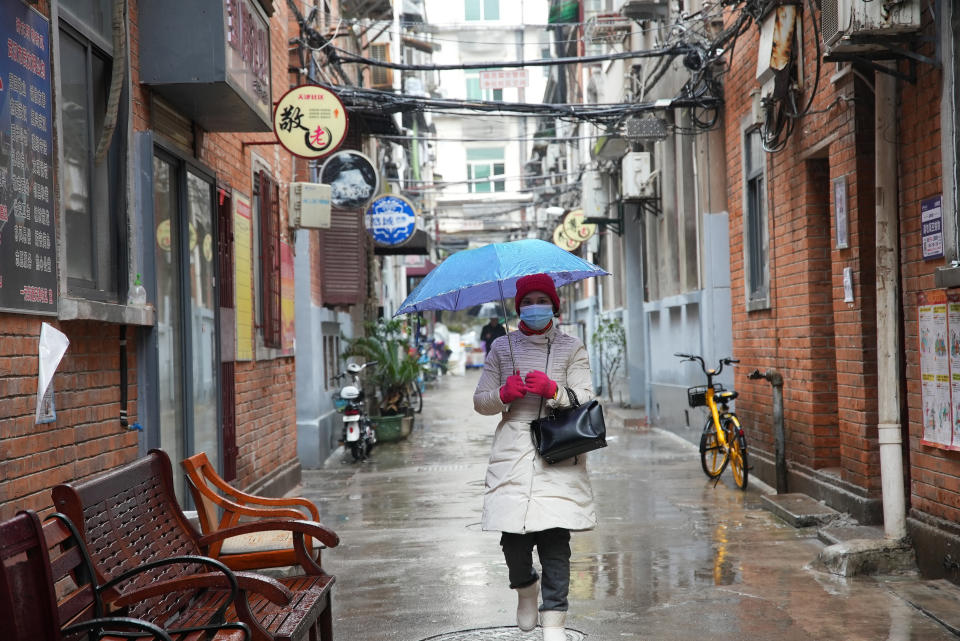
[0,2,56,314]
[918,290,960,449]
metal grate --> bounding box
[821,0,840,46]
[625,116,668,141]
[421,627,586,641]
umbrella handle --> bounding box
[497,280,518,375]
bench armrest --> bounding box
[103,555,243,615]
[114,571,292,608]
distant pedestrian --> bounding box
[473,273,597,641]
[480,315,506,355]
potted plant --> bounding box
[344,319,420,441]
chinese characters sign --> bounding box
[273,85,348,159]
[918,290,960,449]
[224,0,271,124]
[233,191,254,361]
[365,194,416,246]
[479,69,529,90]
[921,195,944,260]
[0,2,55,314]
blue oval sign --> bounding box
[365,194,417,246]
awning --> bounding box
[406,258,437,277]
[374,229,431,256]
[349,110,402,137]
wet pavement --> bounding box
[299,370,959,640]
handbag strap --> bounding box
[534,338,552,424]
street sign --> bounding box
[365,194,417,246]
[273,85,348,159]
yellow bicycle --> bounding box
[675,352,749,490]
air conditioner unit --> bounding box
[621,151,656,200]
[617,0,667,21]
[582,169,607,218]
[822,0,920,55]
[289,182,331,229]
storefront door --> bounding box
[153,150,220,500]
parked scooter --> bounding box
[335,361,377,461]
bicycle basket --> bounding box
[687,384,724,408]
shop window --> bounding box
[743,128,769,309]
[59,3,124,300]
[467,148,505,193]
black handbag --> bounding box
[531,386,607,464]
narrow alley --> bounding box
[300,371,959,641]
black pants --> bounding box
[500,528,571,611]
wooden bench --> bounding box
[0,509,248,641]
[53,449,339,641]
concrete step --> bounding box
[761,492,840,527]
[818,523,885,546]
[888,579,960,636]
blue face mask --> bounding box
[519,304,554,330]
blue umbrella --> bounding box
[394,239,609,370]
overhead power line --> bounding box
[324,83,720,125]
[376,133,601,143]
[332,44,692,71]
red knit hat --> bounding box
[514,273,560,313]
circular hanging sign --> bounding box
[320,150,380,210]
[563,209,597,242]
[366,194,418,246]
[273,85,349,159]
[553,223,580,252]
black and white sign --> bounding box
[319,150,379,210]
[922,195,944,261]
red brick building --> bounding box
[0,0,377,519]
[724,0,960,578]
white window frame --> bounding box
[742,123,770,310]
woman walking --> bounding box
[473,273,597,640]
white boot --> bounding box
[514,579,540,631]
[541,610,566,641]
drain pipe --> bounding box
[875,61,907,541]
[749,369,786,493]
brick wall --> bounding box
[1,0,307,524]
[0,319,139,520]
[899,29,949,522]
[725,5,882,496]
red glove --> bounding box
[524,370,558,399]
[499,374,527,404]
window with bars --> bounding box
[323,334,341,389]
[369,43,394,89]
[257,170,282,348]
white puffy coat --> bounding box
[473,323,597,534]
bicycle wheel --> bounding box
[725,416,749,490]
[699,418,727,479]
[409,380,423,413]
